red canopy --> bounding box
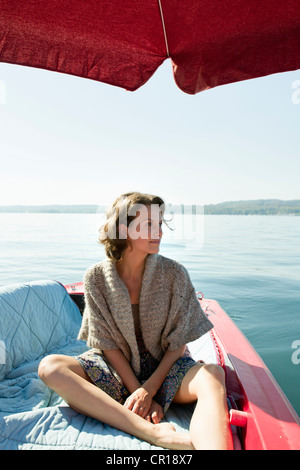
[0,0,299,94]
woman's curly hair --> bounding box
[98,192,166,262]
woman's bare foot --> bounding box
[151,422,194,450]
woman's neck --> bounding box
[115,251,148,304]
[116,250,148,282]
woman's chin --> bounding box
[148,242,161,253]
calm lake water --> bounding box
[0,213,299,416]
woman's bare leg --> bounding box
[38,354,193,450]
[173,363,233,450]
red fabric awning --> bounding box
[0,0,299,94]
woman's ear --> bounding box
[118,223,128,240]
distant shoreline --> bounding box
[0,199,299,215]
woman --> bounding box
[38,192,233,450]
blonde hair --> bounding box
[99,192,165,262]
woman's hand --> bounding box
[145,400,164,424]
[123,387,152,418]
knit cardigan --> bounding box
[78,254,213,376]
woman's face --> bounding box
[121,204,163,255]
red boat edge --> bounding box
[64,282,300,450]
[202,298,300,450]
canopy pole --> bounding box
[157,0,170,57]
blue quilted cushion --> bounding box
[0,280,84,380]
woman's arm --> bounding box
[104,349,153,418]
[104,345,186,423]
[122,344,186,423]
[142,345,186,398]
[103,349,140,394]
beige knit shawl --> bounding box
[78,254,213,376]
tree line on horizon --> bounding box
[0,199,299,215]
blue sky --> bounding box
[0,60,299,206]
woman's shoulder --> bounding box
[83,258,112,285]
[154,255,195,297]
[156,254,190,278]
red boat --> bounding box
[65,282,300,451]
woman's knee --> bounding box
[195,364,226,393]
[202,364,225,382]
[38,354,68,385]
